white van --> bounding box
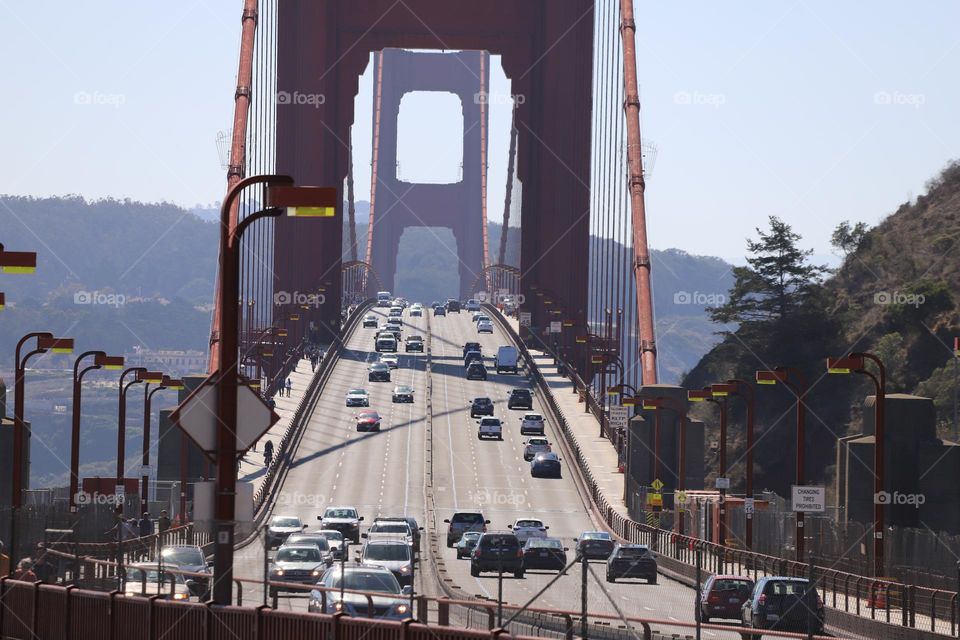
[495,346,519,374]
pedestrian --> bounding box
[158,510,171,533]
[138,512,154,537]
[264,439,274,467]
[310,355,317,373]
[13,559,37,582]
[285,377,292,397]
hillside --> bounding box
[682,160,960,496]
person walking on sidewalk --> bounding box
[158,510,171,533]
[264,439,274,467]
[285,377,292,397]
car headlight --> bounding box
[312,570,321,576]
[334,601,344,611]
[396,604,409,615]
[274,569,284,576]
[172,593,187,600]
[125,592,137,597]
[399,566,410,573]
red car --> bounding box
[698,574,753,623]
[355,410,382,432]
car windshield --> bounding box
[126,568,184,584]
[358,412,380,420]
[371,363,388,369]
[364,544,410,561]
[480,418,500,425]
[512,390,531,397]
[474,398,491,405]
[395,386,413,393]
[329,570,401,594]
[582,532,611,540]
[528,439,548,446]
[276,547,321,563]
[325,509,358,519]
[526,538,563,549]
[287,536,330,551]
[319,531,343,541]
[524,414,542,421]
[372,524,409,534]
[461,532,482,541]
[616,547,650,558]
[348,389,367,395]
[516,520,543,528]
[160,547,204,566]
[452,513,485,524]
[271,517,302,528]
[481,535,519,549]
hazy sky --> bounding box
[2,1,958,264]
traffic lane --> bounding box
[430,313,742,638]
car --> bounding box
[477,320,493,334]
[471,311,485,322]
[389,306,403,317]
[575,531,615,560]
[495,346,519,374]
[463,350,483,367]
[433,306,446,316]
[507,388,533,410]
[530,452,562,478]
[409,306,422,317]
[462,342,482,358]
[606,543,657,583]
[375,334,397,353]
[269,545,328,595]
[523,437,551,461]
[319,506,364,543]
[508,518,549,544]
[405,335,424,352]
[362,314,378,328]
[385,320,403,338]
[368,362,391,382]
[469,397,494,417]
[465,299,481,311]
[358,539,414,586]
[345,388,370,407]
[265,516,307,548]
[159,545,210,598]
[477,417,503,440]
[455,531,482,558]
[470,532,524,578]
[391,385,414,403]
[521,537,568,572]
[315,529,345,558]
[444,512,490,547]
[446,299,461,313]
[122,563,192,600]
[698,575,754,623]
[355,410,382,432]
[520,413,545,435]
[473,313,491,325]
[466,362,487,380]
[379,353,399,369]
[741,577,824,637]
[284,533,335,565]
[376,291,392,307]
[308,563,412,619]
[374,517,423,554]
[364,520,414,545]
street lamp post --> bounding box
[713,380,755,549]
[689,388,728,545]
[70,352,124,512]
[756,367,808,562]
[10,333,73,572]
[117,368,149,489]
[211,174,334,606]
[140,376,184,513]
[827,353,886,576]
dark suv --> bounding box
[466,362,487,380]
[462,342,481,358]
[463,350,483,367]
[741,577,824,636]
[444,512,489,547]
[470,533,524,578]
[606,543,657,583]
[507,388,533,410]
[470,397,494,417]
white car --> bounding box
[477,417,503,440]
[380,353,399,369]
[520,413,545,435]
[389,306,403,317]
[523,437,552,461]
[477,320,493,334]
[508,518,549,544]
[345,388,369,407]
[410,304,423,317]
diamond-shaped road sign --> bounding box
[651,478,664,491]
[170,371,279,463]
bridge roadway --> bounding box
[233,307,741,638]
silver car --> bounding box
[359,539,414,586]
[269,545,328,595]
[309,563,412,619]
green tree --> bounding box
[709,216,828,326]
[831,220,869,255]
[873,332,907,392]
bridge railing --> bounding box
[485,303,960,639]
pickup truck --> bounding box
[477,417,503,441]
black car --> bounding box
[741,577,825,637]
[368,362,391,382]
[464,350,483,367]
[405,336,424,352]
[433,306,446,316]
[462,342,482,358]
[470,397,494,418]
[446,299,461,313]
[470,533,524,578]
[606,543,657,583]
[507,388,533,410]
[521,537,567,572]
[530,452,561,478]
[466,362,487,380]
[575,531,615,560]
